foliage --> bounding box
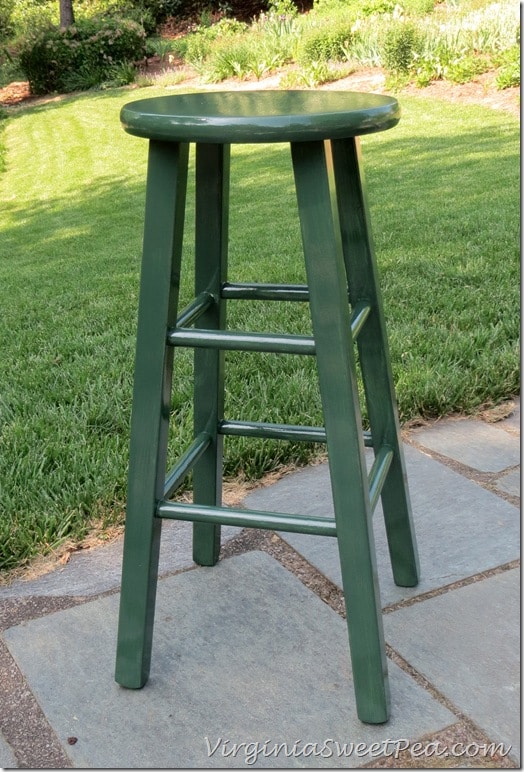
[3,0,516,94]
[8,0,58,37]
[145,34,177,58]
[254,0,299,35]
[0,44,25,85]
[0,0,14,40]
[381,20,421,74]
[494,44,520,89]
[281,59,343,86]
[375,0,520,86]
[201,37,253,80]
[182,4,297,80]
[399,0,435,16]
[296,18,353,64]
[18,16,146,94]
[184,16,249,67]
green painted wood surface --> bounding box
[115,91,418,724]
[121,91,400,144]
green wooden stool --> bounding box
[115,91,419,725]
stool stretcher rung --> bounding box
[221,282,309,302]
[350,301,372,341]
[176,292,215,327]
[156,500,337,536]
[219,419,374,447]
[168,327,316,355]
[368,445,394,514]
[163,432,212,499]
[167,302,371,354]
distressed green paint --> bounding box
[115,91,418,724]
[158,500,338,536]
[121,91,400,144]
[329,138,420,588]
[191,143,230,566]
[218,419,373,446]
[291,138,390,724]
[115,140,189,689]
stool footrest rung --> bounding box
[167,301,371,354]
[176,292,215,327]
[169,327,316,355]
[219,418,373,447]
[350,300,372,340]
[157,500,337,536]
[160,441,389,531]
[221,282,309,302]
[368,445,394,514]
[164,432,212,499]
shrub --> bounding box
[401,0,435,16]
[202,38,252,80]
[182,16,249,69]
[359,0,396,16]
[132,0,186,26]
[494,45,520,89]
[9,0,58,37]
[381,21,421,73]
[445,51,491,83]
[18,16,146,94]
[0,0,14,41]
[296,18,353,64]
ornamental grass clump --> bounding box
[410,0,520,87]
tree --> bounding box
[60,0,75,28]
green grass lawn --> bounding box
[0,86,519,571]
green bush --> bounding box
[18,16,146,94]
[446,51,491,83]
[381,21,421,73]
[296,19,353,64]
[494,44,520,89]
[401,0,435,16]
[0,0,14,40]
[183,17,249,68]
[9,0,58,37]
[359,0,396,16]
[202,38,252,80]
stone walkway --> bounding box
[0,398,519,768]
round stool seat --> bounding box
[120,90,400,144]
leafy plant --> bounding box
[203,39,252,80]
[18,16,146,94]
[0,0,14,41]
[401,0,435,16]
[494,44,520,89]
[296,19,353,65]
[381,21,421,74]
[255,0,299,37]
[445,52,491,83]
[8,0,58,37]
[146,35,176,60]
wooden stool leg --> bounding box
[329,138,420,588]
[291,140,389,724]
[192,143,230,566]
[115,140,189,688]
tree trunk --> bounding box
[59,0,75,28]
